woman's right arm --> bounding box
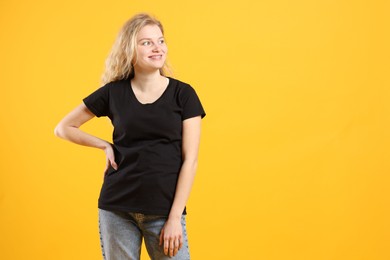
[54,103,118,171]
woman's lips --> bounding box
[149,55,162,59]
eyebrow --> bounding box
[138,37,164,42]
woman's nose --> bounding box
[152,42,163,52]
[152,45,161,52]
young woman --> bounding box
[54,13,206,260]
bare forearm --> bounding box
[55,125,109,150]
[169,160,198,220]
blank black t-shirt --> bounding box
[82,76,206,216]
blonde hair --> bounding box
[101,13,173,85]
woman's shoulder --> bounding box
[98,78,129,91]
[168,76,194,92]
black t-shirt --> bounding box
[82,76,206,216]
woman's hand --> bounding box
[159,217,183,257]
[103,142,118,178]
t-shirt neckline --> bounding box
[129,77,171,106]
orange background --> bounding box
[0,0,389,259]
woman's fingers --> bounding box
[179,236,183,250]
[107,151,118,170]
[159,230,164,246]
[169,239,175,257]
[110,159,118,170]
[103,143,118,171]
[163,238,168,255]
[103,157,110,179]
[160,219,183,256]
[173,239,180,256]
[163,237,181,256]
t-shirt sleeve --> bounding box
[180,84,206,120]
[82,84,110,118]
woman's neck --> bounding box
[131,69,166,92]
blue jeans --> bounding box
[98,208,190,260]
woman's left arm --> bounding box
[159,115,202,256]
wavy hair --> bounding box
[101,13,173,85]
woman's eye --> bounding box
[141,40,164,46]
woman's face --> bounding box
[133,24,168,72]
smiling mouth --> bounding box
[149,55,163,59]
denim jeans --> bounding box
[98,208,190,260]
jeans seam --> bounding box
[98,213,106,260]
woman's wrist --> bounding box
[100,140,112,151]
[168,209,183,220]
